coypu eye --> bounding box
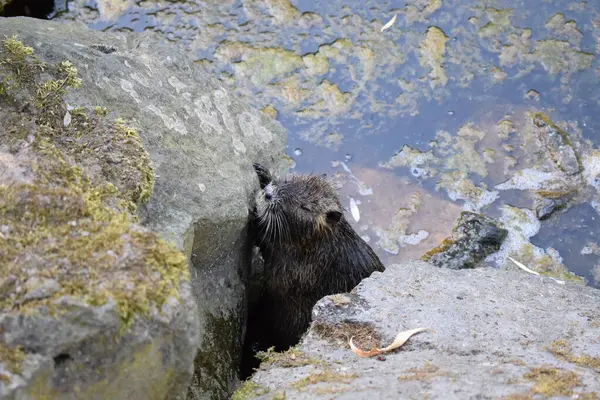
[325,210,342,224]
[300,204,311,211]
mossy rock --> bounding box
[0,34,199,400]
[0,16,288,399]
[421,211,508,269]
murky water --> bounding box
[57,0,600,286]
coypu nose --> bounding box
[264,184,274,201]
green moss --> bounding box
[578,393,599,400]
[231,381,269,400]
[0,184,188,329]
[535,190,574,200]
[523,366,581,396]
[501,394,532,400]
[529,40,594,74]
[398,363,446,381]
[312,321,381,350]
[260,104,278,119]
[94,106,108,116]
[35,60,82,110]
[550,339,600,370]
[478,8,514,38]
[0,35,44,92]
[419,26,449,88]
[519,248,584,283]
[291,369,358,390]
[256,346,323,368]
[0,37,183,332]
[220,43,303,86]
[421,237,456,261]
[538,268,584,283]
[114,120,155,205]
[0,343,25,377]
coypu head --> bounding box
[253,163,343,245]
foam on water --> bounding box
[495,168,561,191]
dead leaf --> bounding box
[349,327,427,357]
[380,14,397,32]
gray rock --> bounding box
[245,261,600,399]
[422,211,508,269]
[0,17,287,399]
[532,113,581,176]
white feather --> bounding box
[349,197,360,222]
[381,14,397,32]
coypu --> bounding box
[245,163,385,356]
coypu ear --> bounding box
[325,210,342,224]
[253,163,272,189]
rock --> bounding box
[532,112,581,176]
[533,189,575,220]
[244,261,600,399]
[421,211,508,269]
[0,34,198,399]
[0,17,287,399]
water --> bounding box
[57,0,600,287]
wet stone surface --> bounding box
[532,113,581,176]
[533,190,576,220]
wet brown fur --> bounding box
[247,164,385,352]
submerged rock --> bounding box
[533,190,575,220]
[244,261,600,399]
[422,211,508,269]
[532,112,581,176]
[0,17,287,399]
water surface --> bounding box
[58,0,600,286]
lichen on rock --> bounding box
[422,211,508,269]
[0,35,184,321]
[0,35,197,398]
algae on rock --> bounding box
[419,26,449,89]
[0,35,198,399]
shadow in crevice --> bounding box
[1,0,67,19]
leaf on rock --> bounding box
[349,328,428,357]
